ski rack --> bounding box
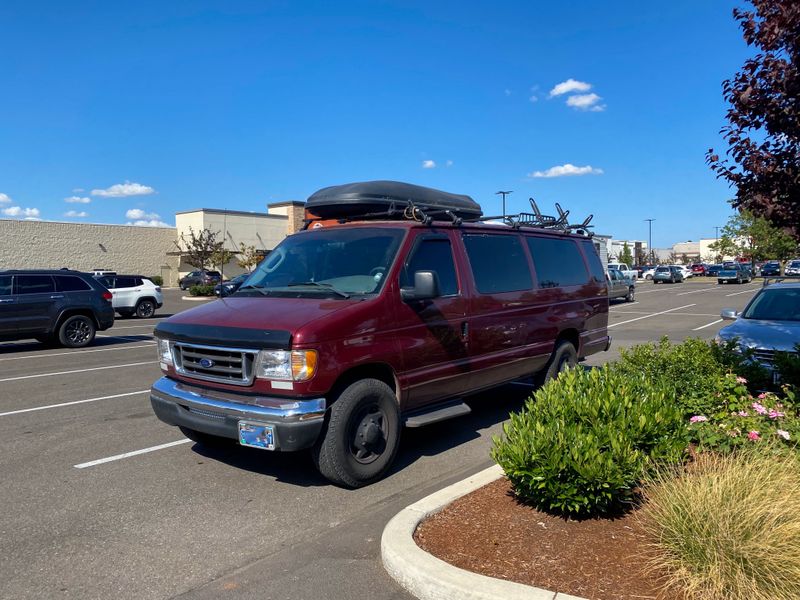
[478,198,594,237]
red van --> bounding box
[150,182,610,487]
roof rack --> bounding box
[762,276,800,287]
[478,198,594,237]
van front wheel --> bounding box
[312,379,400,488]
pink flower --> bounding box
[737,410,749,417]
[758,393,768,399]
[777,430,791,441]
[736,376,748,384]
[690,415,708,423]
[748,430,761,441]
[769,410,785,420]
[752,402,768,415]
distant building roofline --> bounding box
[175,208,286,219]
[267,200,305,209]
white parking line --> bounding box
[676,287,721,296]
[725,289,758,297]
[0,390,149,417]
[74,439,191,469]
[608,304,696,329]
[0,344,154,363]
[692,319,723,331]
[0,361,157,383]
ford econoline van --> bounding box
[150,181,610,487]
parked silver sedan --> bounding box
[716,281,800,373]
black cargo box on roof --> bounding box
[305,180,483,221]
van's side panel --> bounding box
[576,239,610,358]
[459,232,550,392]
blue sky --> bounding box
[0,1,749,247]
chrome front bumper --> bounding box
[150,377,327,451]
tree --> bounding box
[178,228,225,272]
[707,1,800,240]
[237,243,263,272]
[709,210,798,267]
[619,242,634,266]
[210,246,235,276]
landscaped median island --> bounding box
[412,338,800,600]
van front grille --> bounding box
[173,342,256,386]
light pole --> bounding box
[496,190,513,218]
[645,218,655,263]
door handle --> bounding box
[0,298,14,303]
[50,295,64,299]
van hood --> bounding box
[154,296,361,349]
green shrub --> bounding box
[775,346,800,389]
[149,275,163,286]
[492,365,687,516]
[640,449,800,600]
[189,284,215,296]
[710,339,773,392]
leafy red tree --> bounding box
[707,0,800,240]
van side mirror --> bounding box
[401,271,440,302]
[720,308,739,320]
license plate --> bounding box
[238,421,275,450]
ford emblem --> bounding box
[199,358,215,369]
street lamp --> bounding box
[645,218,655,263]
[495,190,513,218]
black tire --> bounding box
[736,275,742,284]
[135,299,156,318]
[179,283,186,291]
[625,286,635,302]
[312,379,400,488]
[718,279,724,285]
[179,426,234,448]
[58,315,96,348]
[534,340,578,388]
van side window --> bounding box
[15,275,56,294]
[527,237,590,288]
[401,238,458,296]
[0,275,11,296]
[463,234,532,293]
[580,240,607,284]
[55,276,92,292]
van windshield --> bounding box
[238,227,405,297]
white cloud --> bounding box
[127,219,173,228]
[422,160,436,169]
[529,94,539,103]
[92,181,155,197]
[125,208,162,220]
[528,164,604,178]
[445,160,454,167]
[64,210,88,218]
[566,93,605,111]
[549,78,592,97]
[65,196,91,204]
[24,217,42,221]
[0,193,10,204]
[72,188,84,193]
[2,206,41,218]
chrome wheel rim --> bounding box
[66,319,91,344]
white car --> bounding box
[674,265,693,279]
[786,260,800,276]
[642,267,656,280]
[95,274,163,318]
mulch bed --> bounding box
[414,477,670,600]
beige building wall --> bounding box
[0,218,180,285]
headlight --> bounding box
[255,349,318,381]
[157,338,173,365]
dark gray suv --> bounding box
[0,270,115,347]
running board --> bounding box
[403,400,472,428]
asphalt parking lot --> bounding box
[0,278,765,600]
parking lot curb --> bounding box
[381,464,586,600]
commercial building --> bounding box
[0,201,306,286]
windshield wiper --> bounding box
[236,284,270,296]
[287,281,350,299]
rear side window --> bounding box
[463,234,532,294]
[527,237,590,288]
[15,275,56,294]
[401,237,459,296]
[580,240,606,283]
[0,275,11,296]
[97,276,114,288]
[115,277,137,288]
[55,276,92,292]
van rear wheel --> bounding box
[534,341,578,387]
[312,379,400,488]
